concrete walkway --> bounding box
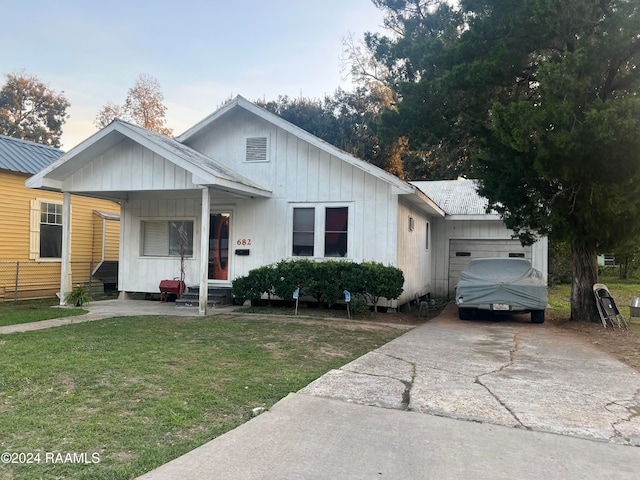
[138,304,640,479]
[0,299,237,334]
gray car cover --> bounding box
[455,258,548,309]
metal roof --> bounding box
[411,179,496,216]
[0,134,64,174]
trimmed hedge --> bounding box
[232,259,404,312]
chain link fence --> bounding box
[0,261,100,302]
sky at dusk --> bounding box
[0,0,387,150]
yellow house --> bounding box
[0,134,120,301]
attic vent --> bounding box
[246,136,268,162]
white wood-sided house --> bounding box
[26,96,547,314]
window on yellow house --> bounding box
[40,202,63,258]
[28,201,63,259]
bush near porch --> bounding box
[232,260,404,312]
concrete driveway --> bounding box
[140,304,640,479]
[302,304,640,445]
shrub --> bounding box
[232,264,278,305]
[273,258,315,300]
[233,260,405,311]
[360,262,405,312]
[64,284,91,307]
[348,294,370,318]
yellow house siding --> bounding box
[92,214,103,264]
[0,170,120,300]
[104,219,120,261]
[0,171,34,260]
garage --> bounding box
[448,238,531,295]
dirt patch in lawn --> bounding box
[547,313,640,372]
[229,303,441,331]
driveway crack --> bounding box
[342,353,416,411]
[606,391,640,444]
[475,331,529,428]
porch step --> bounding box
[175,286,233,308]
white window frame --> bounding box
[140,219,195,258]
[30,198,66,262]
[289,203,352,259]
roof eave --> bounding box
[446,214,502,221]
[192,174,272,198]
[401,186,446,218]
[26,176,63,191]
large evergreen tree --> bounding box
[368,0,640,322]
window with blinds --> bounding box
[141,220,194,257]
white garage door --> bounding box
[448,239,532,295]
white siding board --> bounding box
[63,140,199,193]
[317,150,331,201]
[396,201,431,304]
[340,160,353,199]
[297,143,309,200]
[351,168,365,260]
[306,145,320,201]
[273,128,287,194]
[285,133,299,198]
[374,178,391,262]
[329,155,342,199]
[131,148,143,189]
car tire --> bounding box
[531,310,545,324]
[459,307,474,320]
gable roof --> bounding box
[26,119,271,198]
[412,179,500,219]
[0,134,63,175]
[179,96,415,194]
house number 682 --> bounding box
[236,239,252,246]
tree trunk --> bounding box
[570,240,600,322]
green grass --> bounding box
[548,276,640,324]
[0,314,401,479]
[0,298,86,327]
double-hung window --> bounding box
[292,205,349,258]
[292,208,315,256]
[40,202,63,258]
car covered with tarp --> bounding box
[455,258,548,323]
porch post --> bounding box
[199,187,211,315]
[59,192,72,305]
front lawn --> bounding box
[0,298,86,327]
[0,314,402,479]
